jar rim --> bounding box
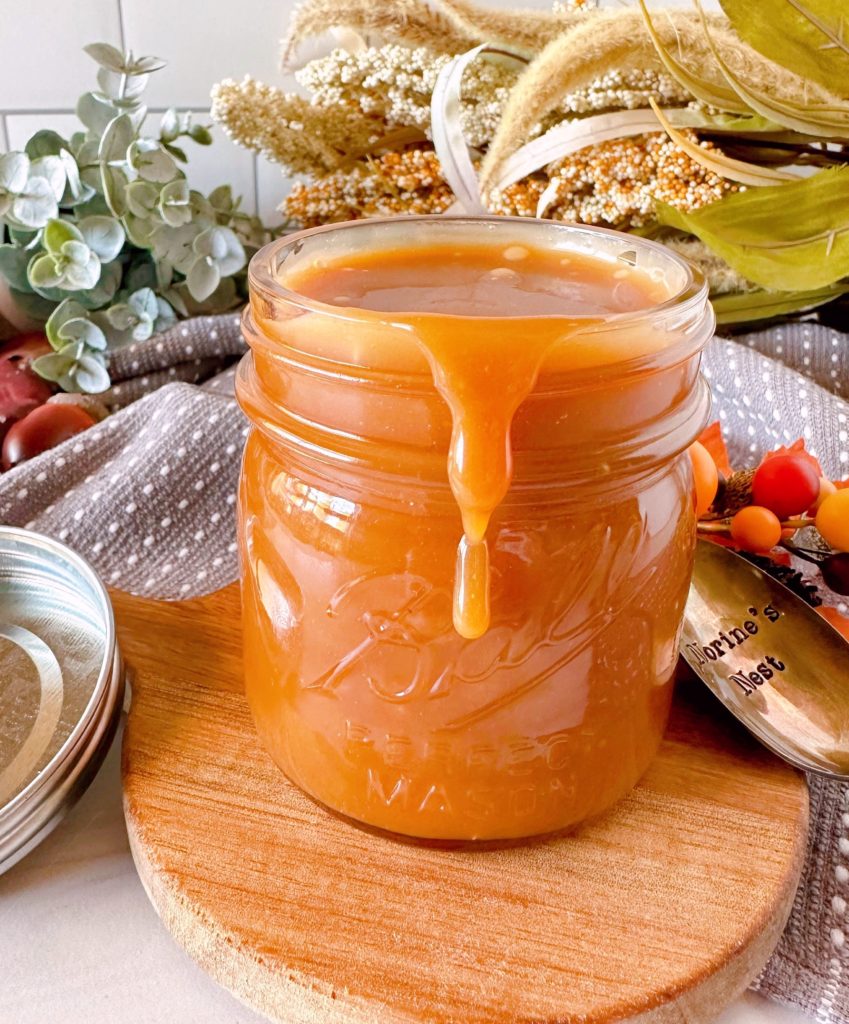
[249,215,708,333]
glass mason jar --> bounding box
[237,216,713,842]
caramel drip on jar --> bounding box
[410,316,589,640]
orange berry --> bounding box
[730,506,782,553]
[811,477,838,514]
[689,441,719,519]
[816,490,849,551]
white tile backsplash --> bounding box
[0,0,123,111]
[255,156,292,226]
[120,0,292,109]
[5,113,84,151]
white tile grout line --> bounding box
[2,107,213,118]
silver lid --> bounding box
[0,527,123,874]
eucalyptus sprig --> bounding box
[0,42,272,393]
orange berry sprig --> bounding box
[691,441,849,559]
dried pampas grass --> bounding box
[281,0,475,68]
[432,0,580,56]
[479,7,844,189]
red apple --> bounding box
[0,356,54,445]
[0,332,51,365]
[2,403,96,470]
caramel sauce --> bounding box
[287,242,662,639]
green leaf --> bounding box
[29,156,66,201]
[6,286,54,322]
[158,178,191,226]
[7,226,40,248]
[696,1,849,136]
[189,124,213,146]
[73,353,110,394]
[189,190,215,225]
[129,54,167,75]
[186,256,221,301]
[58,149,89,205]
[0,244,34,291]
[101,164,129,217]
[712,283,849,324]
[28,253,64,290]
[0,152,29,193]
[149,221,200,272]
[104,302,137,332]
[73,193,111,219]
[75,259,122,309]
[161,285,189,317]
[657,167,849,291]
[208,184,234,212]
[25,130,68,160]
[99,114,135,164]
[154,295,176,332]
[161,141,188,163]
[32,350,76,384]
[58,315,107,350]
[43,218,82,253]
[77,92,119,139]
[178,274,237,315]
[193,225,245,276]
[128,139,177,183]
[61,247,102,291]
[84,42,128,73]
[111,73,150,106]
[126,180,159,218]
[46,298,88,348]
[719,0,849,95]
[160,108,180,143]
[123,213,157,248]
[11,176,59,229]
[129,286,159,322]
[78,214,125,261]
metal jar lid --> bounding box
[0,527,124,874]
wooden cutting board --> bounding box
[118,584,808,1024]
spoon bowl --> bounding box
[682,540,849,779]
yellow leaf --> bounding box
[720,0,849,98]
[657,167,849,291]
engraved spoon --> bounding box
[682,539,849,779]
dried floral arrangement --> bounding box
[212,0,849,328]
[0,44,271,393]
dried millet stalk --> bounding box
[285,149,455,226]
[494,132,739,230]
[297,45,517,149]
[211,77,385,175]
[299,47,691,149]
[286,132,739,238]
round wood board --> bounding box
[118,585,808,1024]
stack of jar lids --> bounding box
[0,527,124,874]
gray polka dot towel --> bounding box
[1,311,848,1020]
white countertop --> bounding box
[1,721,815,1024]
